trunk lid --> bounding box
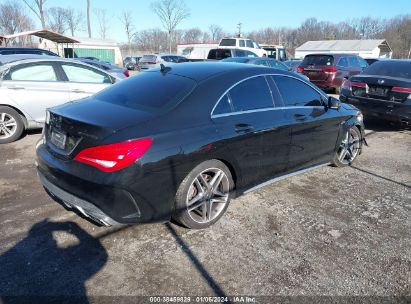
[350,75,411,102]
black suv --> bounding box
[0,47,58,56]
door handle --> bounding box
[294,114,307,121]
[7,86,25,90]
[235,123,254,133]
[71,89,85,93]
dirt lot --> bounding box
[0,122,410,303]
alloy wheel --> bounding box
[0,112,18,140]
[337,128,361,165]
[186,168,230,224]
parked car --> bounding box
[297,54,368,93]
[222,57,310,81]
[75,58,129,78]
[0,47,58,56]
[0,55,122,143]
[123,56,141,70]
[340,60,411,126]
[138,54,188,70]
[284,59,303,72]
[219,37,267,57]
[36,62,365,229]
[207,48,258,60]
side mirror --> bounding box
[328,96,340,110]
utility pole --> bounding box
[237,22,242,38]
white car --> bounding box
[218,38,267,57]
[0,55,122,143]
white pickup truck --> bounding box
[218,38,267,57]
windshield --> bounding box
[363,61,411,79]
[95,71,196,111]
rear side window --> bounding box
[95,71,196,111]
[239,40,245,47]
[303,55,334,66]
[213,94,232,115]
[61,64,111,83]
[220,39,236,46]
[246,40,254,48]
[337,57,348,68]
[9,64,57,81]
[229,76,274,112]
[269,60,288,70]
[273,76,323,107]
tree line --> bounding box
[0,0,410,58]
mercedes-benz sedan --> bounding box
[36,63,365,229]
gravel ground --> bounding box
[0,122,410,303]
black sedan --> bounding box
[36,63,365,229]
[340,60,411,126]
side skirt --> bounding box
[244,162,330,194]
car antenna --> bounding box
[160,63,171,74]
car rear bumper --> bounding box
[38,171,122,226]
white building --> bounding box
[294,39,392,59]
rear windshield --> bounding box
[302,55,334,66]
[95,71,196,111]
[363,61,411,79]
[220,39,236,47]
[140,55,157,62]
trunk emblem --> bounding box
[378,79,385,85]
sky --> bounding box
[12,0,411,42]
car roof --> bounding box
[0,54,60,65]
[145,61,293,82]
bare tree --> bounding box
[47,7,68,33]
[119,10,135,45]
[183,27,202,43]
[65,7,83,36]
[22,0,47,29]
[0,1,34,35]
[209,24,223,42]
[151,0,190,52]
[94,8,109,39]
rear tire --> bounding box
[0,106,24,144]
[332,126,361,167]
[173,160,234,229]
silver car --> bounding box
[0,55,121,143]
[138,54,188,70]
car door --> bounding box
[272,75,344,170]
[1,62,70,123]
[211,76,290,190]
[58,62,113,100]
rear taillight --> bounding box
[341,79,352,91]
[392,87,411,93]
[123,70,129,77]
[74,138,153,172]
[296,67,304,73]
[351,81,367,88]
[322,67,338,73]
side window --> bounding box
[273,76,323,107]
[229,76,274,112]
[358,57,368,69]
[337,57,348,68]
[245,51,257,58]
[236,50,246,57]
[348,56,360,68]
[258,60,270,67]
[61,64,111,84]
[239,40,245,47]
[9,64,57,81]
[213,94,232,115]
[246,40,254,48]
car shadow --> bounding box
[364,119,410,133]
[0,220,108,304]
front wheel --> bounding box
[0,106,24,144]
[332,126,362,167]
[173,160,234,229]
